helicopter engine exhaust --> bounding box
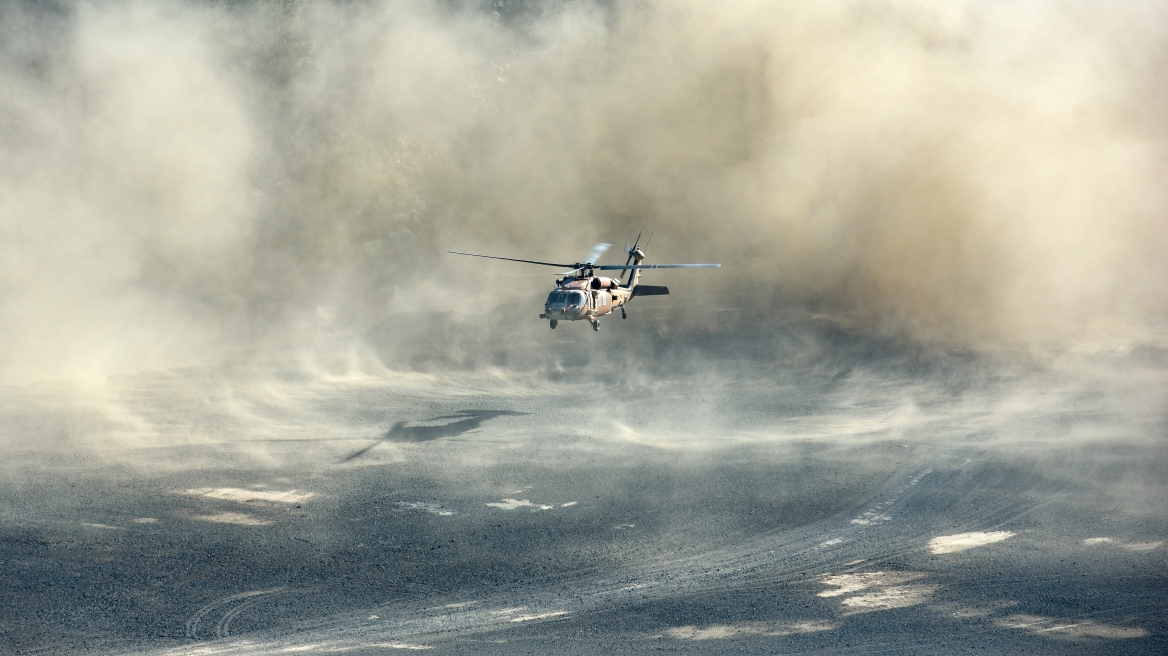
[590,277,622,290]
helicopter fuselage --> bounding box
[539,275,632,325]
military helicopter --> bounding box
[448,233,720,331]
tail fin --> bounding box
[622,230,642,287]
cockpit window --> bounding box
[547,291,583,306]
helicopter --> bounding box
[448,232,720,331]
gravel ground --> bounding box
[2,318,1165,655]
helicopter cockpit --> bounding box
[545,290,586,310]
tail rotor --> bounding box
[622,230,645,286]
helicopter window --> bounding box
[548,291,583,306]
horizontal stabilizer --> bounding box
[632,285,669,297]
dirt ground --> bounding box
[2,313,1166,655]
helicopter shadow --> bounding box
[340,410,528,463]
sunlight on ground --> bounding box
[929,531,1014,554]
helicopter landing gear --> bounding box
[621,308,627,319]
[591,319,600,332]
[549,319,557,329]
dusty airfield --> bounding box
[3,1,1167,653]
[2,311,1165,655]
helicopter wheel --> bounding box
[591,319,600,331]
[621,308,627,319]
[549,320,557,329]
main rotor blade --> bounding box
[595,263,721,270]
[447,251,576,268]
[583,243,612,265]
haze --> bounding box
[1,2,1165,654]
[1,0,1164,383]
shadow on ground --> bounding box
[340,410,529,462]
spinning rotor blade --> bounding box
[596,263,721,270]
[583,243,612,266]
[446,251,576,268]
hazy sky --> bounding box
[1,0,1165,382]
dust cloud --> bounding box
[0,0,1165,481]
[2,7,1167,651]
[0,0,1165,386]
